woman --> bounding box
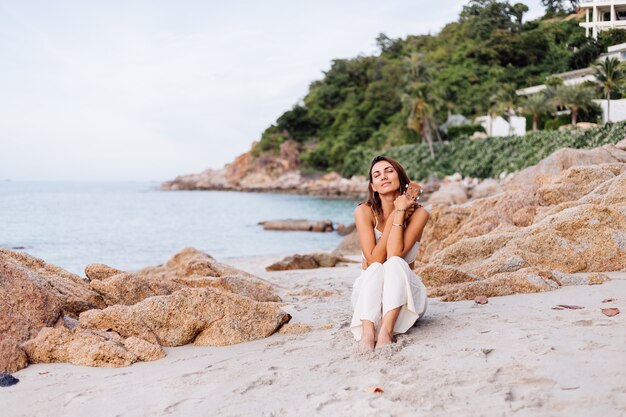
[351,156,429,352]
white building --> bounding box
[580,0,626,39]
[516,42,626,97]
[475,115,526,137]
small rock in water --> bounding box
[0,373,19,387]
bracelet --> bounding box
[392,223,403,227]
[396,209,406,212]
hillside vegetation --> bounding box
[251,0,626,180]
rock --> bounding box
[90,248,280,305]
[414,264,479,287]
[429,268,557,301]
[21,326,165,368]
[85,263,124,281]
[0,373,19,387]
[508,145,626,187]
[471,179,502,199]
[79,287,291,347]
[0,340,28,374]
[336,223,356,236]
[333,229,361,256]
[427,182,468,206]
[418,150,626,302]
[278,323,311,335]
[259,219,334,232]
[266,253,355,271]
[0,249,106,316]
[0,259,64,373]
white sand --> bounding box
[4,256,626,417]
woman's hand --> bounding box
[393,194,412,211]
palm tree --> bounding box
[403,52,440,158]
[519,93,551,131]
[404,92,439,158]
[493,85,517,135]
[551,84,594,126]
[593,57,626,123]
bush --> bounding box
[380,121,626,181]
[447,124,485,141]
[341,146,378,177]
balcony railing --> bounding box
[580,0,626,5]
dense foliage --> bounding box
[251,0,626,177]
[343,121,626,180]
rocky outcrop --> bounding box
[415,151,626,301]
[259,219,334,232]
[266,253,356,271]
[79,287,290,347]
[3,248,289,371]
[507,140,626,187]
[161,141,368,198]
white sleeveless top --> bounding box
[361,215,420,265]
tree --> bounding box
[541,0,579,15]
[403,53,439,158]
[593,57,626,123]
[551,84,594,125]
[493,85,518,135]
[519,93,551,131]
[509,3,529,32]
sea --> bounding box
[0,181,358,275]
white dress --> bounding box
[350,223,428,341]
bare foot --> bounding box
[358,326,376,353]
[376,329,394,347]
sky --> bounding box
[0,0,545,181]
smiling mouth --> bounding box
[381,182,391,187]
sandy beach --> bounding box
[3,254,625,417]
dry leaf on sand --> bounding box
[602,298,617,303]
[601,308,620,317]
[365,387,384,393]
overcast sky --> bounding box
[0,0,544,181]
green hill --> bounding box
[251,0,626,180]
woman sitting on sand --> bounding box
[351,156,429,352]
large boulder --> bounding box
[507,141,626,186]
[0,249,105,316]
[22,327,165,368]
[427,182,468,206]
[79,287,291,347]
[87,247,280,305]
[0,250,105,373]
[419,159,625,301]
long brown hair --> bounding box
[361,155,410,221]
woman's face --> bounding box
[370,160,400,195]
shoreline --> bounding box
[4,254,625,417]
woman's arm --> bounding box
[398,207,429,259]
[386,207,409,257]
[355,205,394,266]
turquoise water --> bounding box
[0,182,357,275]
